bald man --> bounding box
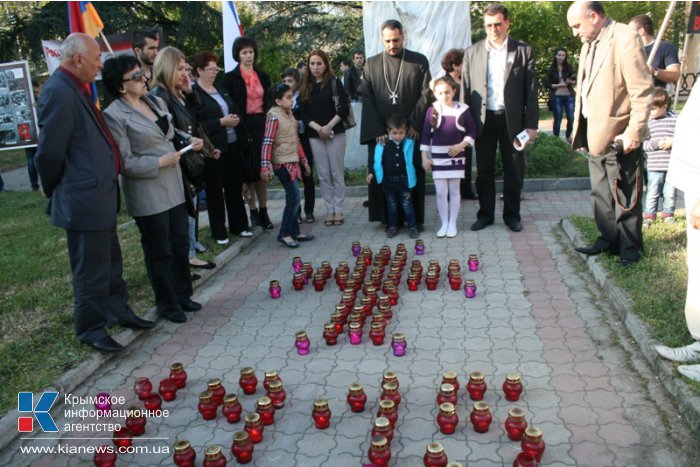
[35,33,154,353]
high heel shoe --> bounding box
[249,208,260,229]
[259,207,274,230]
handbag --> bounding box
[172,131,206,181]
[331,78,356,130]
[237,118,262,183]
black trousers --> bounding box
[588,146,644,261]
[474,112,523,224]
[203,141,249,239]
[134,203,192,316]
[299,133,316,216]
[66,224,131,342]
[459,150,475,197]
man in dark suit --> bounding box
[461,3,539,232]
[35,33,154,353]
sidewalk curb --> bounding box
[560,218,700,433]
[0,229,263,452]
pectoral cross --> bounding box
[389,91,399,105]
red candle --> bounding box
[379,302,393,322]
[321,260,332,279]
[505,407,528,441]
[367,436,391,467]
[323,322,339,345]
[386,284,399,306]
[256,396,275,426]
[425,271,439,290]
[198,391,218,420]
[331,311,345,334]
[470,401,493,433]
[442,370,460,392]
[202,445,227,467]
[503,372,523,402]
[423,441,448,467]
[222,394,243,423]
[448,272,463,291]
[169,362,187,389]
[125,406,146,436]
[158,378,177,402]
[371,416,394,445]
[380,381,401,407]
[312,399,331,429]
[513,452,539,467]
[292,272,305,290]
[133,377,152,400]
[407,273,420,291]
[436,383,458,406]
[244,413,264,444]
[347,382,367,412]
[377,399,398,428]
[143,393,162,411]
[382,370,400,390]
[172,440,196,467]
[207,378,226,405]
[369,321,386,345]
[93,445,117,467]
[437,402,458,434]
[303,261,313,279]
[231,430,254,464]
[312,273,326,291]
[239,367,258,395]
[466,371,487,401]
[263,369,282,391]
[335,271,348,291]
[361,296,374,315]
[521,427,545,462]
[112,426,132,449]
[267,380,287,409]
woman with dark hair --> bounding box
[544,48,576,141]
[102,55,203,323]
[222,36,273,230]
[299,49,349,226]
[440,48,464,101]
[192,50,252,245]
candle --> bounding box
[244,413,264,444]
[133,377,152,401]
[222,394,243,423]
[172,439,196,467]
[266,380,287,409]
[268,280,281,299]
[158,379,177,402]
[505,407,528,441]
[391,333,407,357]
[464,279,477,298]
[503,372,523,401]
[423,441,448,467]
[312,399,331,429]
[231,431,254,464]
[468,254,479,272]
[125,406,146,436]
[436,402,458,434]
[202,445,227,467]
[207,378,226,405]
[239,367,258,395]
[169,363,188,389]
[521,427,545,462]
[347,383,367,413]
[466,371,487,400]
[415,239,425,255]
[198,391,218,420]
[295,331,311,355]
[470,401,492,433]
[367,436,391,467]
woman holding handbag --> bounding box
[193,51,253,245]
[299,49,349,226]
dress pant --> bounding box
[203,141,249,239]
[474,111,523,224]
[66,223,130,342]
[299,133,315,216]
[309,133,346,216]
[134,203,192,316]
[459,149,476,197]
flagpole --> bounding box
[673,33,690,112]
[98,30,115,57]
[647,1,677,66]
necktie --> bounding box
[581,40,598,119]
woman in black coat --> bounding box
[544,48,576,141]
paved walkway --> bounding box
[2,192,697,466]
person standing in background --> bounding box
[132,29,160,89]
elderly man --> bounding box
[461,3,539,233]
[568,1,654,267]
[35,33,154,353]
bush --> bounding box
[494,133,588,178]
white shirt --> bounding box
[485,38,508,111]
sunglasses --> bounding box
[123,71,145,83]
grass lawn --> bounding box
[0,191,227,416]
[0,149,26,172]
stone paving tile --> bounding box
[3,192,699,466]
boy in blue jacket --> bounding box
[367,114,418,238]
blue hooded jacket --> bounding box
[373,137,416,188]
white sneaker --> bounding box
[446,226,457,238]
[436,225,448,238]
[239,230,253,238]
[655,341,700,363]
[216,238,230,245]
[677,364,700,382]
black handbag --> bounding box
[331,78,356,130]
[238,118,262,183]
[172,131,206,181]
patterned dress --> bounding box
[419,102,477,179]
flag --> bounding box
[67,1,104,105]
[223,1,244,72]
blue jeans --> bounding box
[274,166,301,239]
[552,95,574,138]
[644,171,675,217]
[382,175,416,229]
[25,147,39,190]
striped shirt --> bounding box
[643,112,677,172]
[260,113,307,181]
[419,102,477,179]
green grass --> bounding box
[0,149,26,171]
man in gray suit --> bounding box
[461,3,539,232]
[35,33,154,353]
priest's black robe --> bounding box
[360,49,432,226]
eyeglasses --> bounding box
[204,66,223,73]
[122,71,145,82]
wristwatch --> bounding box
[653,69,660,78]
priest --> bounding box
[360,19,432,230]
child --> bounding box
[367,114,419,239]
[282,67,316,224]
[420,77,477,237]
[643,87,678,227]
[260,83,313,248]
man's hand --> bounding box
[375,135,387,145]
[366,173,374,184]
[692,199,700,230]
[525,129,538,142]
[407,126,420,140]
[614,133,640,154]
[260,168,273,183]
[302,160,311,177]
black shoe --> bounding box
[296,234,315,242]
[249,208,260,228]
[470,219,494,231]
[362,200,369,208]
[83,335,124,353]
[120,315,156,330]
[386,227,398,238]
[574,245,604,255]
[305,213,315,223]
[181,300,202,312]
[409,228,419,239]
[620,258,639,267]
[161,311,187,323]
[191,273,201,281]
[259,207,274,230]
[506,220,523,232]
[190,260,216,270]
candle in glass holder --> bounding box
[244,413,264,443]
[436,383,458,406]
[292,272,305,290]
[239,367,258,394]
[222,394,243,423]
[169,362,187,389]
[382,370,400,389]
[302,261,313,279]
[369,321,386,345]
[331,312,345,334]
[513,452,539,467]
[269,280,281,299]
[377,399,398,428]
[347,382,367,412]
[94,392,111,415]
[292,256,303,272]
[448,272,463,291]
[348,322,362,345]
[373,312,387,330]
[505,407,528,441]
[262,370,282,391]
[312,399,331,429]
[266,380,287,409]
[133,377,152,400]
[379,302,393,322]
[425,271,438,290]
[335,272,348,291]
[407,273,420,291]
[391,333,407,356]
[93,445,117,467]
[466,371,487,400]
[371,416,394,445]
[351,241,362,256]
[143,393,162,411]
[411,259,424,274]
[448,259,460,272]
[387,284,399,306]
[208,378,226,405]
[436,402,458,434]
[423,441,448,467]
[521,427,545,462]
[503,372,523,401]
[172,440,196,467]
[367,436,391,467]
[464,279,477,298]
[415,239,425,255]
[468,254,479,272]
[352,306,366,325]
[323,322,338,345]
[428,259,441,274]
[112,426,132,449]
[470,401,492,433]
[442,370,460,392]
[256,396,275,426]
[362,247,373,265]
[380,381,401,407]
[231,431,254,464]
[158,378,177,402]
[312,273,326,292]
[295,331,311,355]
[198,391,218,420]
[360,296,373,315]
[202,445,227,467]
[125,406,146,436]
[321,260,332,279]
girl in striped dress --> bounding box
[420,77,477,237]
